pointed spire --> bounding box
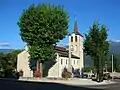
[72,15,83,37]
[74,15,78,33]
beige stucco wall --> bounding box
[17,49,81,78]
[47,54,80,78]
[69,33,84,70]
[17,50,33,77]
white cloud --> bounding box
[112,40,120,42]
[0,42,10,46]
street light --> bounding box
[112,54,114,80]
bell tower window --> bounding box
[71,36,73,42]
[75,36,77,42]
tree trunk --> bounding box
[36,60,42,78]
[97,56,103,82]
[37,60,40,71]
[40,63,42,78]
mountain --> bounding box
[109,41,120,54]
[85,41,120,67]
[0,49,13,53]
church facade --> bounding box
[17,19,84,78]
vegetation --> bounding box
[84,21,109,82]
[17,4,69,77]
[83,66,94,72]
[0,50,22,77]
[62,67,71,79]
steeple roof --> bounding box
[73,18,83,37]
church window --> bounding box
[61,59,63,65]
[75,36,77,42]
[77,60,79,64]
[74,60,75,64]
[66,59,67,64]
[71,36,73,42]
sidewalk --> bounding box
[19,78,116,86]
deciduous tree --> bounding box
[17,4,69,77]
[84,21,109,82]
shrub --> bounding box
[62,67,72,79]
[19,70,23,77]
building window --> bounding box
[77,60,79,64]
[61,59,63,65]
[74,60,75,64]
[75,36,77,42]
[66,59,67,65]
[71,36,73,42]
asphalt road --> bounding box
[86,79,120,90]
[0,79,104,90]
[1,79,120,90]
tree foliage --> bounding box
[18,4,68,62]
[84,21,109,81]
[0,50,22,76]
[17,4,69,76]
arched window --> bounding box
[71,36,73,42]
[61,59,63,65]
[75,36,77,42]
[77,60,79,64]
[74,60,75,64]
[66,59,67,65]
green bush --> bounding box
[62,67,71,79]
[84,66,94,72]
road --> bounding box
[0,79,103,90]
[86,79,120,90]
[0,79,120,90]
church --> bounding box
[17,19,84,78]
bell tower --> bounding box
[69,17,84,68]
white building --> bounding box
[17,19,84,78]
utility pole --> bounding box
[112,54,114,80]
[57,54,60,78]
[68,38,72,73]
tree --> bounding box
[0,50,22,77]
[0,53,7,76]
[7,50,23,71]
[17,4,69,77]
[83,66,94,72]
[84,21,109,82]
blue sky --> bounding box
[0,0,120,49]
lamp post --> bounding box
[68,41,72,73]
[112,54,114,80]
[58,54,60,78]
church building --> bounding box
[17,19,84,78]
